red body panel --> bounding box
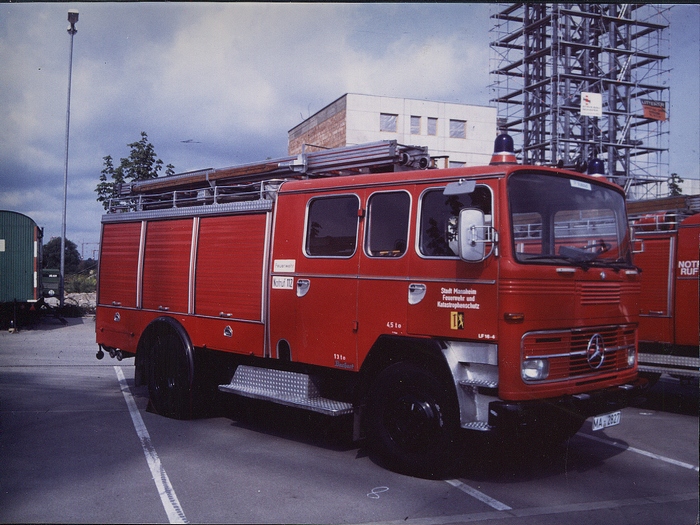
[674,214,700,346]
[636,236,674,344]
[96,214,268,358]
[142,219,192,314]
[195,215,266,320]
[635,213,699,347]
[98,222,142,308]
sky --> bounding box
[1,3,698,257]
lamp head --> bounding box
[67,10,79,33]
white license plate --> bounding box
[592,410,621,431]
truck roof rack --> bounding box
[628,194,700,233]
[108,140,432,214]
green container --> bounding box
[0,210,43,303]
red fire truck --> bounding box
[96,136,645,476]
[628,195,700,382]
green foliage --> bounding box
[42,237,81,273]
[65,273,97,293]
[668,173,683,196]
[95,131,175,210]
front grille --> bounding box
[578,282,621,305]
[522,325,635,383]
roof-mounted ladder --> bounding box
[123,140,430,195]
[108,140,431,214]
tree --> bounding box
[668,173,683,196]
[95,131,175,210]
[43,237,81,274]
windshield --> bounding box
[509,171,632,269]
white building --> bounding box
[288,93,498,167]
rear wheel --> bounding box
[144,319,197,420]
[366,362,460,477]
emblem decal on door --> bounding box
[450,311,464,330]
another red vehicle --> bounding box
[96,137,645,476]
[629,195,700,382]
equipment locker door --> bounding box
[637,235,674,344]
[674,214,700,346]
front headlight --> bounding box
[627,347,636,367]
[522,358,550,381]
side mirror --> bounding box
[449,208,494,262]
[630,225,645,254]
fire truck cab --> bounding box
[96,137,645,476]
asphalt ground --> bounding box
[0,316,697,524]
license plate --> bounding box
[592,410,621,431]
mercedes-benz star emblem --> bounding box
[586,333,605,369]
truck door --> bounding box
[406,184,498,340]
[269,192,360,370]
[356,190,412,360]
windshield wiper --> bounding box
[522,253,593,269]
[586,258,639,272]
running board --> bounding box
[218,365,353,416]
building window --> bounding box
[449,119,466,139]
[427,117,437,136]
[305,195,360,257]
[380,113,398,133]
[410,116,421,134]
[448,161,466,168]
[365,191,410,257]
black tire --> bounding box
[366,362,460,477]
[144,318,197,420]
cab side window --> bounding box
[419,186,492,257]
[305,195,360,257]
[365,191,410,257]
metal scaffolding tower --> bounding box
[489,4,671,199]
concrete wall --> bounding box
[289,93,498,166]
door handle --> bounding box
[296,279,310,297]
[408,283,426,305]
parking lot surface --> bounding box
[1,317,697,524]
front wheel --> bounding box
[366,362,460,477]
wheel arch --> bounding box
[354,336,456,430]
[136,316,195,385]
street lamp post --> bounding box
[60,9,78,308]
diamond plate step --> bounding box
[639,353,700,378]
[462,421,492,431]
[459,378,498,389]
[218,365,353,416]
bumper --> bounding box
[488,376,649,433]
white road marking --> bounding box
[578,432,700,471]
[115,366,189,524]
[354,492,698,525]
[445,479,512,510]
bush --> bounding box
[65,273,97,293]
